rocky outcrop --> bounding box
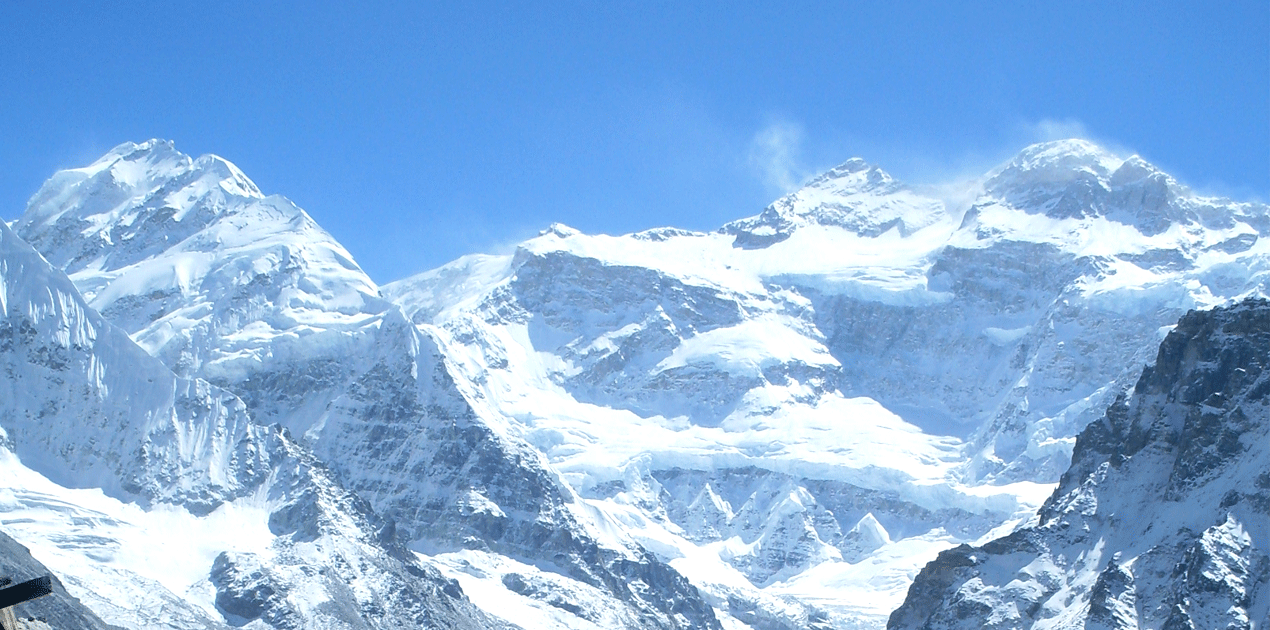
[213,430,509,630]
[889,299,1270,629]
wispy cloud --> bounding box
[1022,118,1092,143]
[1016,117,1136,158]
[748,119,808,194]
[890,118,1135,190]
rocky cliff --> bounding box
[889,299,1270,629]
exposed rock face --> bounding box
[888,299,1270,629]
[211,431,509,630]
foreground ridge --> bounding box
[889,299,1270,629]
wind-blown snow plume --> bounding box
[749,119,809,194]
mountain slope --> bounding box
[888,299,1270,629]
[384,139,1270,627]
[0,215,269,511]
[0,219,504,629]
[13,141,725,630]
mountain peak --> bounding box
[721,156,944,247]
[82,139,261,196]
[20,140,264,236]
[990,138,1126,185]
[12,142,380,374]
[980,139,1198,228]
[539,222,581,238]
[52,138,187,194]
[93,138,180,164]
[804,156,899,194]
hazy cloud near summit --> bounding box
[740,116,1147,204]
[1024,118,1092,143]
[748,120,810,194]
[1018,117,1136,159]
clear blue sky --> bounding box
[2,2,1267,282]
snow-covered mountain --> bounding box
[888,299,1270,629]
[2,137,1267,630]
[9,140,725,630]
[382,139,1269,626]
[0,218,504,629]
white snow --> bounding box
[656,316,839,377]
[0,447,275,626]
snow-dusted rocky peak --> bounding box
[889,299,1270,629]
[19,140,259,245]
[983,139,1138,223]
[723,158,949,247]
[953,141,1270,481]
[14,142,731,630]
[14,140,381,382]
[987,138,1126,192]
[981,139,1267,236]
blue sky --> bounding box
[2,2,1267,281]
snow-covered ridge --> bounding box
[391,139,1270,476]
[14,139,382,384]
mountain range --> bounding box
[1,138,1266,629]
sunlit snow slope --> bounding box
[384,139,1270,627]
[1,214,515,627]
[0,218,504,629]
[12,140,729,630]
